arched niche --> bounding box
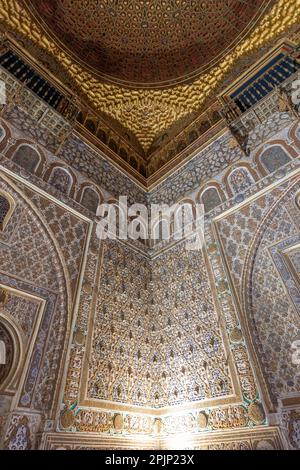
[129,156,138,170]
[241,181,300,412]
[198,120,210,134]
[119,148,128,160]
[188,130,198,144]
[80,187,100,214]
[85,119,97,134]
[200,187,223,213]
[12,145,41,174]
[260,145,291,174]
[0,177,71,423]
[77,111,85,124]
[49,167,73,196]
[109,139,118,153]
[97,129,107,144]
[210,110,221,124]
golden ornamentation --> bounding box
[1,0,299,150]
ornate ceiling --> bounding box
[1,0,300,151]
[27,0,268,87]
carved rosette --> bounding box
[248,402,265,425]
[60,409,75,430]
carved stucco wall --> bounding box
[0,174,90,450]
[216,176,300,449]
[2,164,300,449]
[0,107,300,449]
[247,186,300,399]
[1,174,299,449]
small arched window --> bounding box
[260,146,291,173]
[198,120,210,134]
[119,148,128,160]
[188,131,198,144]
[130,156,138,170]
[77,111,85,124]
[109,140,118,153]
[97,129,107,144]
[12,145,41,173]
[201,187,222,213]
[85,119,96,134]
[211,110,221,124]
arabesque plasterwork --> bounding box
[1,3,300,451]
